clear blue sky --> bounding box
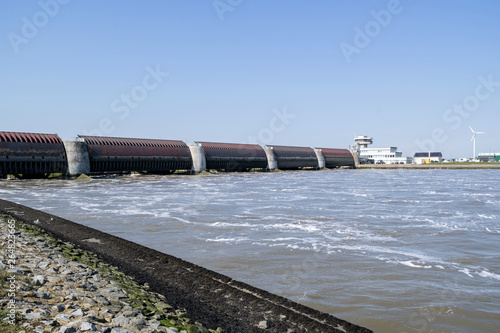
[1,0,499,158]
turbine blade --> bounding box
[471,134,475,142]
[477,132,485,134]
[469,126,475,133]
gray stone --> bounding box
[33,275,46,285]
[166,328,179,333]
[70,308,85,317]
[34,291,51,299]
[59,327,77,333]
[52,304,65,312]
[81,321,97,331]
[95,324,112,333]
[83,296,97,304]
[128,317,148,330]
[122,309,141,317]
[19,280,32,289]
[38,261,50,269]
[47,267,59,273]
[258,320,268,329]
[148,320,161,329]
[41,319,58,327]
[25,312,44,320]
[113,315,130,326]
[56,313,73,323]
[68,288,85,297]
[95,295,110,305]
[111,328,135,333]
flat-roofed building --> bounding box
[478,153,500,162]
[354,135,412,164]
[414,152,443,164]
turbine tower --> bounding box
[470,126,485,159]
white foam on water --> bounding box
[206,237,249,244]
[459,268,474,278]
[399,260,432,269]
[477,270,500,281]
[264,222,321,233]
[423,190,437,195]
[210,221,255,228]
[477,214,496,219]
[168,216,199,224]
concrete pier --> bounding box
[263,146,278,171]
[63,139,91,177]
[314,149,326,169]
[188,143,206,173]
[351,151,360,168]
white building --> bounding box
[354,135,412,164]
[413,152,443,164]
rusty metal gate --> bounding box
[196,142,268,171]
[79,136,193,174]
[0,131,67,178]
[316,148,355,168]
[266,145,319,170]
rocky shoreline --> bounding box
[0,200,372,333]
[0,214,212,333]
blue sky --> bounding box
[1,0,499,158]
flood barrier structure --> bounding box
[0,199,372,333]
[265,145,320,170]
[79,136,193,175]
[196,141,268,172]
[316,148,355,169]
[0,131,356,178]
[0,131,67,178]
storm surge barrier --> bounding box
[0,131,356,178]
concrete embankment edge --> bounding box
[0,199,372,333]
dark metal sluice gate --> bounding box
[196,142,268,171]
[0,131,67,177]
[79,136,193,174]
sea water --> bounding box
[1,169,499,332]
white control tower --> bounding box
[354,135,373,152]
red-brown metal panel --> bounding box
[196,141,268,171]
[266,145,318,169]
[0,131,67,176]
[80,136,192,158]
[197,142,266,158]
[79,135,193,173]
[317,148,353,158]
[316,148,355,168]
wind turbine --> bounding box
[470,126,485,159]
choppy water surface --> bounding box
[2,169,500,332]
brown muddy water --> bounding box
[2,169,499,332]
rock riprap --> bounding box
[0,214,213,333]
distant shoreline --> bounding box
[356,163,500,169]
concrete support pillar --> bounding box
[189,143,206,174]
[314,149,325,169]
[351,151,360,168]
[63,140,90,177]
[263,146,277,171]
